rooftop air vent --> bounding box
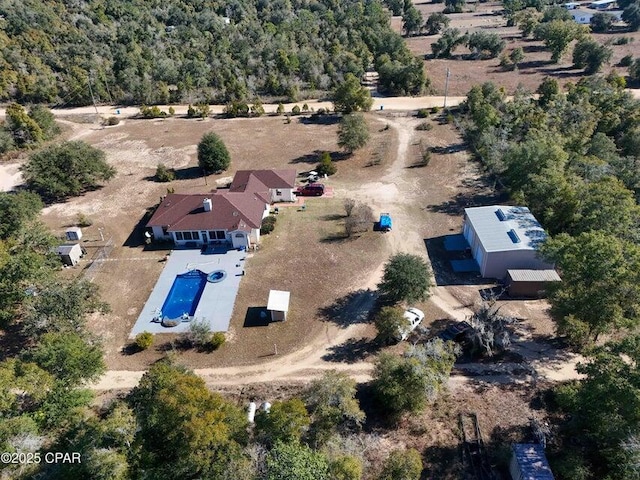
[507,229,521,243]
[495,208,506,221]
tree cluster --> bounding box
[1,103,60,154]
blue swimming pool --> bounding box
[160,270,207,320]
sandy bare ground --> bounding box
[0,162,22,191]
[91,114,583,392]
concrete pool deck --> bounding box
[130,247,246,337]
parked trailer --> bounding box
[379,213,392,232]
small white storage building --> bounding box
[463,206,553,279]
[267,290,290,322]
[510,444,554,480]
[65,227,83,241]
[56,243,83,266]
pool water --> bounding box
[161,270,207,320]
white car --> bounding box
[397,307,425,342]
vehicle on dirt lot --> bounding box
[438,321,472,342]
[295,183,325,196]
[397,307,425,341]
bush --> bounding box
[329,456,363,480]
[168,106,175,116]
[197,132,231,173]
[155,163,176,182]
[590,12,616,32]
[76,213,93,227]
[572,37,612,74]
[224,101,249,118]
[344,203,374,236]
[139,105,167,118]
[276,103,285,115]
[261,215,277,235]
[209,332,225,350]
[613,36,632,45]
[317,151,337,176]
[415,121,432,131]
[620,54,634,67]
[292,105,301,115]
[344,198,356,217]
[102,116,120,126]
[135,332,153,350]
[417,108,429,118]
[379,449,423,480]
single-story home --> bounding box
[463,206,554,279]
[571,8,622,23]
[57,243,83,266]
[147,192,269,249]
[510,444,555,480]
[229,169,297,203]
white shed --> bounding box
[65,227,83,241]
[267,290,290,322]
[56,243,83,266]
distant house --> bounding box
[57,243,83,266]
[462,206,554,279]
[147,169,296,249]
[510,444,555,480]
[572,8,622,22]
[589,0,616,9]
[229,169,297,203]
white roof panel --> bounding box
[267,290,290,312]
[507,269,561,282]
[465,206,547,253]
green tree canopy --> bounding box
[5,103,43,147]
[590,12,616,32]
[572,37,612,74]
[128,362,247,479]
[338,113,370,154]
[623,2,640,30]
[374,306,407,344]
[379,448,423,480]
[425,12,450,35]
[329,455,363,480]
[377,253,432,303]
[467,31,506,59]
[332,73,373,114]
[535,20,587,62]
[266,441,329,480]
[0,191,43,240]
[197,132,231,174]
[254,398,310,446]
[402,5,423,36]
[540,232,640,346]
[22,141,115,201]
[432,28,467,58]
[23,332,105,386]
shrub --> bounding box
[209,332,225,350]
[417,108,429,118]
[139,105,167,118]
[76,213,93,227]
[317,151,337,176]
[343,198,356,217]
[261,215,277,235]
[613,36,632,45]
[302,103,310,112]
[276,103,285,115]
[168,106,175,116]
[135,332,153,350]
[155,163,176,182]
[224,101,250,118]
[344,203,374,236]
[102,116,120,126]
[292,105,301,115]
[185,319,211,348]
[572,37,612,74]
[620,54,634,67]
[415,121,432,131]
[379,449,423,480]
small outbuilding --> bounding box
[65,227,83,241]
[506,269,561,298]
[463,206,554,279]
[56,243,83,266]
[267,290,290,322]
[510,444,554,480]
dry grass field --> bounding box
[397,1,640,95]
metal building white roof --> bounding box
[507,269,561,282]
[464,206,548,253]
[56,243,81,255]
[267,290,290,312]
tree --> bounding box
[502,0,525,25]
[344,198,357,217]
[467,31,506,59]
[344,203,374,236]
[425,13,450,35]
[155,163,175,182]
[383,0,405,15]
[338,113,370,154]
[631,58,640,84]
[623,2,640,31]
[21,280,109,338]
[0,191,42,240]
[28,105,60,140]
[572,37,612,74]
[22,141,115,201]
[402,5,423,36]
[329,456,363,480]
[197,132,231,173]
[5,103,43,147]
[510,47,525,69]
[535,20,587,62]
[378,253,432,303]
[24,332,105,385]
[540,232,640,346]
[266,442,329,480]
[379,449,423,480]
[431,28,467,58]
[516,9,541,38]
[377,57,427,95]
[374,306,407,344]
[332,73,373,114]
[536,77,560,106]
[276,103,285,115]
[304,371,365,445]
[590,12,616,32]
[444,0,465,13]
[372,341,458,416]
[317,152,337,176]
[129,362,247,479]
[542,5,573,22]
[254,398,310,445]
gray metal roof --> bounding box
[464,206,547,253]
[512,444,555,480]
[507,269,561,282]
[57,244,81,255]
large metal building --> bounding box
[463,206,554,279]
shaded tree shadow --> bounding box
[174,166,207,180]
[424,236,487,286]
[319,289,379,327]
[521,44,548,53]
[0,322,28,361]
[516,59,553,70]
[320,213,345,221]
[289,150,349,165]
[298,114,341,125]
[322,337,382,364]
[430,142,468,155]
[423,444,464,480]
[425,175,507,217]
[243,306,270,327]
[320,233,350,243]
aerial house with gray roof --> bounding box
[462,206,554,279]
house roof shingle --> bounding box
[229,169,296,192]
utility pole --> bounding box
[87,71,99,116]
[443,68,451,110]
